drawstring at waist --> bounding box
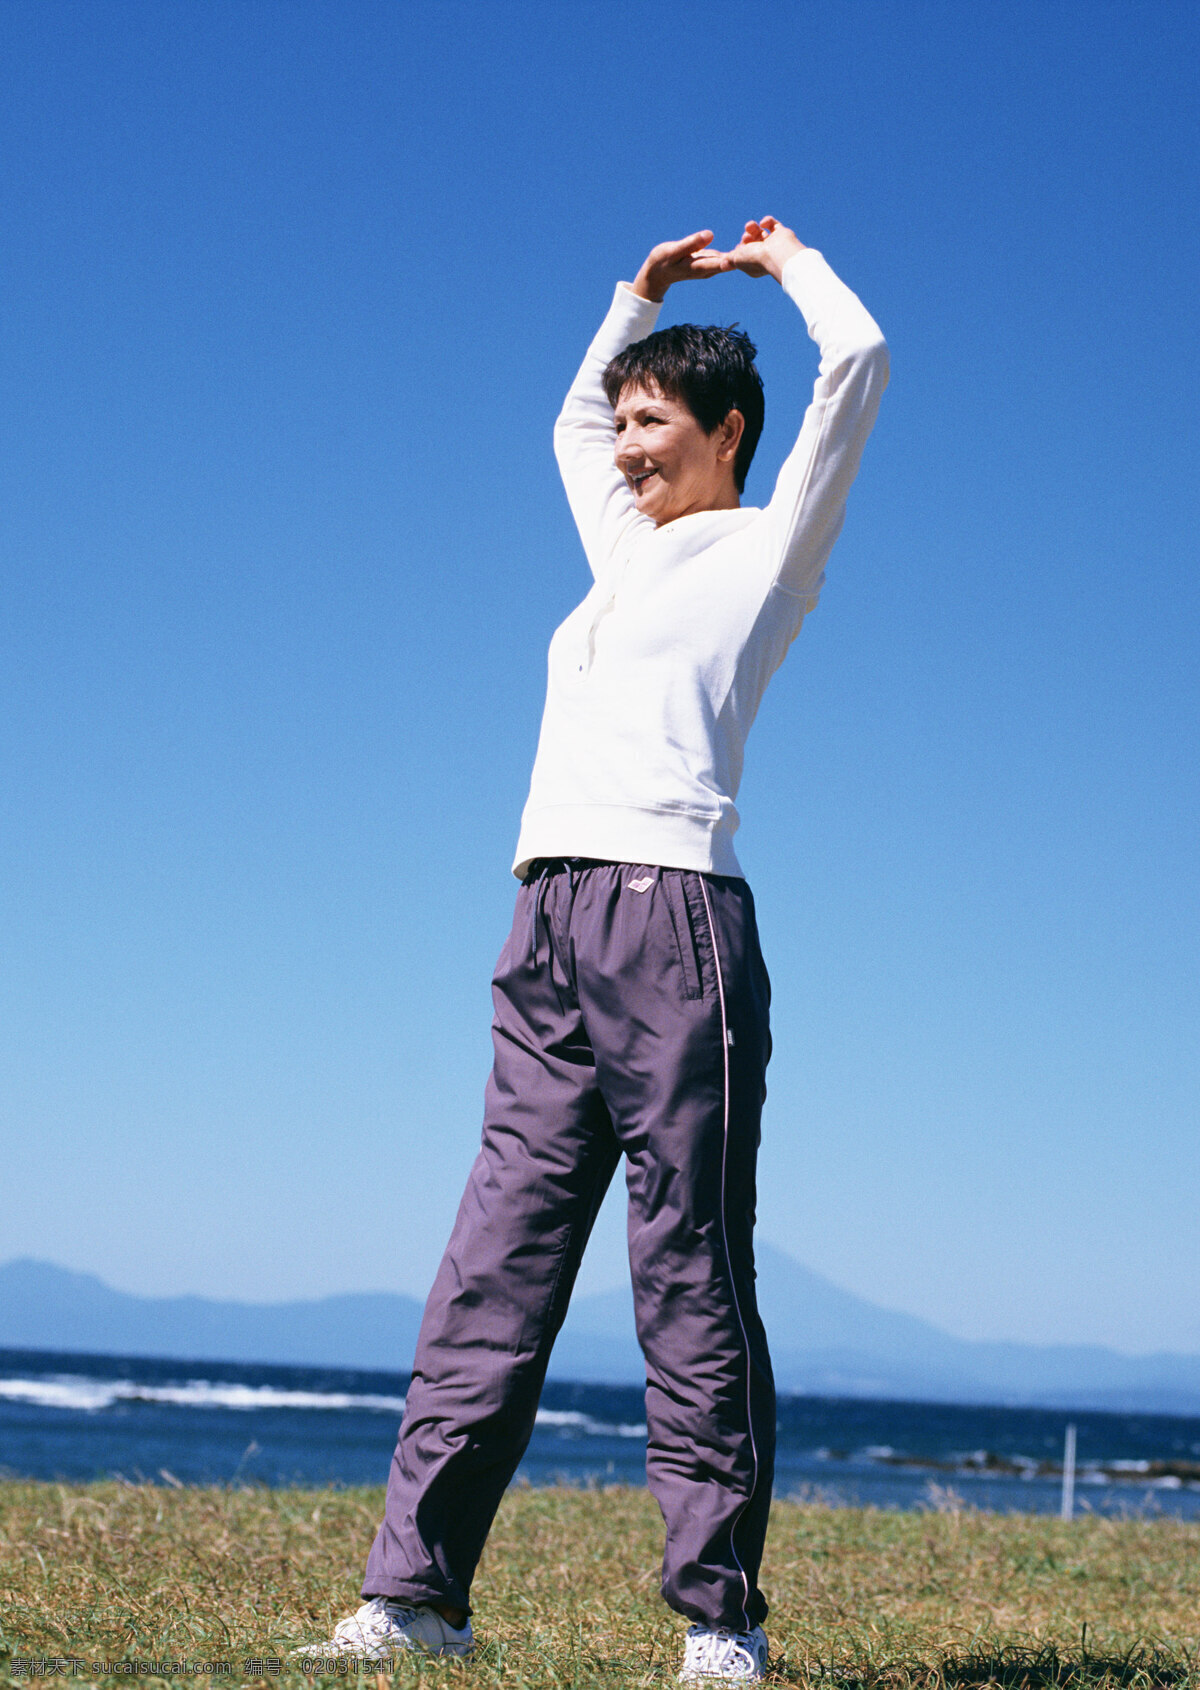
[524,858,614,966]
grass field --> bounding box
[0,1482,1196,1688]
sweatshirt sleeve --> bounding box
[553,282,663,578]
[761,249,889,605]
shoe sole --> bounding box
[291,1642,474,1663]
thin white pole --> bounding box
[1060,1422,1077,1521]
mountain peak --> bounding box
[2,1254,1197,1413]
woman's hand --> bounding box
[630,230,729,302]
[723,217,805,283]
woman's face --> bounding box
[613,382,741,527]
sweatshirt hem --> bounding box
[513,803,743,881]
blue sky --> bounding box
[2,0,1196,1355]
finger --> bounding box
[651,232,708,264]
[758,215,778,231]
[684,246,725,264]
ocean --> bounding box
[3,1347,1200,1518]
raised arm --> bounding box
[728,218,889,605]
[553,231,729,579]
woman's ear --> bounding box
[717,408,746,463]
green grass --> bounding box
[1,1482,1196,1688]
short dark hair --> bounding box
[603,323,765,494]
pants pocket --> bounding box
[662,871,704,1001]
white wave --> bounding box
[1,1375,643,1436]
[0,1378,120,1412]
[535,1408,646,1439]
[0,1376,407,1415]
[1,1374,648,1436]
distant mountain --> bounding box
[0,1258,425,1370]
[554,1244,1200,1414]
[3,1252,1199,1414]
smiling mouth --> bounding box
[630,468,659,495]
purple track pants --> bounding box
[362,859,775,1629]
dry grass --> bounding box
[0,1481,1196,1688]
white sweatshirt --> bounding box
[512,248,888,881]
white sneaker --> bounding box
[295,1596,474,1661]
[679,1623,769,1680]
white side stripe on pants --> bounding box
[698,875,758,1633]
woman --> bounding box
[308,217,888,1681]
